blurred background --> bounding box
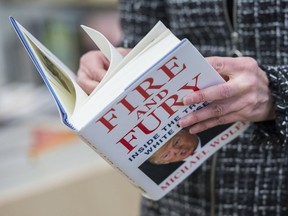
[0,0,141,216]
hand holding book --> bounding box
[77,48,130,94]
[178,57,275,134]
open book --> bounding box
[10,17,249,200]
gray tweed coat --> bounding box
[118,0,288,215]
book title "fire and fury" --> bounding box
[96,55,202,154]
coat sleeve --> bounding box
[118,0,169,47]
[255,65,288,147]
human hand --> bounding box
[77,48,130,94]
[178,56,275,134]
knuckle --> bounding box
[212,104,224,116]
[239,57,259,74]
[238,112,249,121]
[215,58,225,71]
[246,78,255,90]
[245,57,258,70]
[195,91,206,102]
[246,94,258,107]
[245,75,258,90]
[79,51,90,63]
[80,51,101,64]
[239,104,255,120]
[191,113,199,123]
[219,84,232,98]
[198,122,208,131]
[237,57,257,72]
[208,57,224,72]
[215,116,226,125]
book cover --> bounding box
[10,17,249,200]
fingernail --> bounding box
[179,118,188,128]
[178,119,184,127]
[189,127,196,134]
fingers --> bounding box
[206,56,259,78]
[77,64,107,94]
[77,71,99,94]
[187,111,243,134]
[183,57,258,105]
[206,56,247,76]
[79,51,109,81]
[77,48,131,95]
[179,96,244,128]
[182,57,235,105]
[183,76,250,105]
[178,56,274,133]
[182,83,230,105]
[77,51,109,94]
